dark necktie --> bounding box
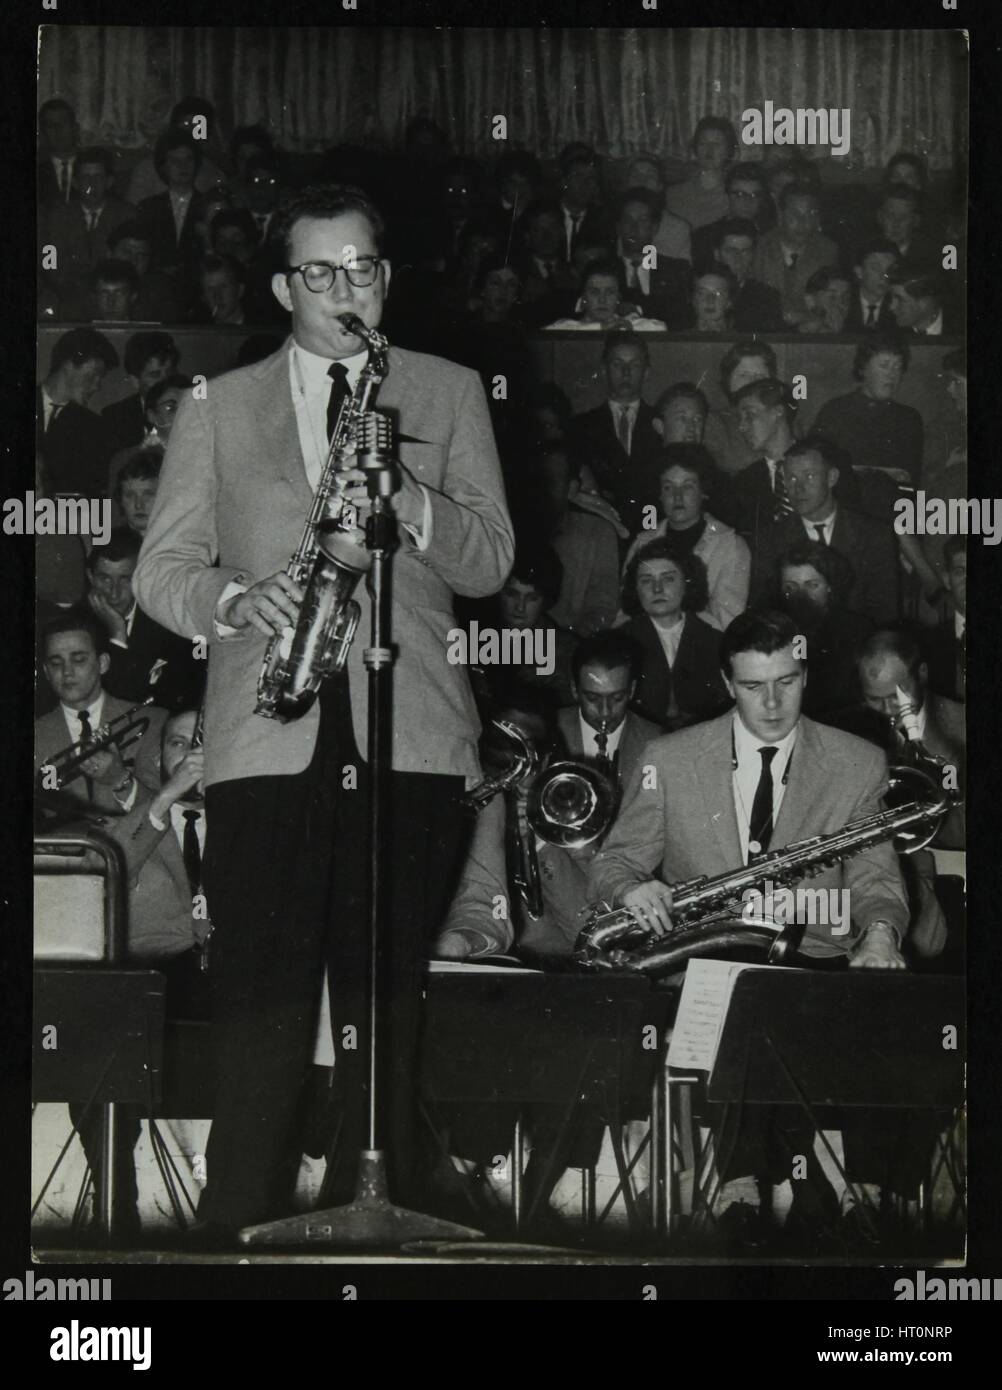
[595,729,610,768]
[748,746,779,860]
[616,406,631,455]
[772,464,793,521]
[46,400,64,434]
[813,523,828,545]
[182,809,202,896]
[865,301,877,327]
[77,709,95,803]
[326,362,350,442]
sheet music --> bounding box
[667,959,801,1073]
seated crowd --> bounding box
[34,96,967,1251]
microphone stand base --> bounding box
[237,1151,485,1249]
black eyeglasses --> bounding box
[286,258,384,292]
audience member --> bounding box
[888,264,957,337]
[753,183,840,327]
[703,338,779,477]
[663,116,736,229]
[544,257,666,332]
[925,537,966,703]
[37,326,117,498]
[539,445,621,636]
[136,131,207,277]
[126,97,229,205]
[799,266,853,334]
[112,447,164,537]
[846,237,899,331]
[707,217,784,331]
[557,147,614,259]
[40,146,135,304]
[653,381,709,446]
[38,98,80,207]
[107,220,184,321]
[623,154,692,261]
[88,258,141,322]
[691,163,772,265]
[614,187,690,324]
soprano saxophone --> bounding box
[255,313,390,722]
[574,765,958,975]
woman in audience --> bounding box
[618,539,730,730]
[112,448,164,537]
[623,443,750,630]
[771,538,872,719]
[703,337,781,476]
[663,116,736,230]
[543,258,666,332]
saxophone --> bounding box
[574,765,958,975]
[255,313,391,722]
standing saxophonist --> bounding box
[133,183,514,1240]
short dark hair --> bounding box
[580,256,626,296]
[617,186,661,222]
[521,197,564,231]
[76,145,114,176]
[886,263,944,306]
[199,252,245,284]
[113,446,164,504]
[732,375,795,418]
[855,626,926,681]
[123,331,178,379]
[783,432,847,475]
[572,630,643,685]
[209,207,258,246]
[41,608,107,658]
[885,152,928,189]
[506,545,564,609]
[92,258,139,292]
[473,254,521,297]
[49,326,118,374]
[153,130,203,179]
[170,96,215,126]
[713,216,759,250]
[805,265,852,295]
[558,145,600,177]
[719,339,778,397]
[230,123,275,165]
[145,374,193,413]
[622,538,710,618]
[537,443,581,485]
[602,330,649,364]
[658,442,715,494]
[719,608,802,677]
[86,525,141,570]
[654,381,710,420]
[852,330,911,381]
[725,163,767,194]
[880,182,921,212]
[779,181,820,211]
[270,181,387,264]
[108,219,152,252]
[853,236,900,268]
[693,263,737,297]
[771,157,822,191]
[527,381,572,435]
[692,115,738,158]
[776,538,856,603]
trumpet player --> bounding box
[35,611,166,815]
[133,182,514,1240]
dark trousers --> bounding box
[200,680,468,1229]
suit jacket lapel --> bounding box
[771,717,822,848]
[698,717,743,867]
[253,343,313,507]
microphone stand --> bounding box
[240,414,482,1249]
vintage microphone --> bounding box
[240,404,482,1248]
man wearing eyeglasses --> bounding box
[134,182,514,1242]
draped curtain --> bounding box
[38,25,966,169]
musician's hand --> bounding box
[154,750,206,817]
[80,746,127,787]
[87,591,128,643]
[850,922,906,970]
[435,930,477,960]
[220,572,303,637]
[621,881,674,937]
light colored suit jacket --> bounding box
[34,695,167,814]
[589,712,908,958]
[100,788,208,960]
[133,340,514,786]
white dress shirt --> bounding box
[650,612,686,669]
[955,610,965,640]
[61,694,105,745]
[800,506,837,545]
[731,713,798,861]
[577,712,626,761]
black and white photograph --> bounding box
[10,4,996,1330]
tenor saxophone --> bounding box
[255,313,390,722]
[574,766,958,975]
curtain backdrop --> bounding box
[38,26,966,169]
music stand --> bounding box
[241,413,481,1249]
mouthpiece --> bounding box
[893,684,924,742]
[337,313,369,340]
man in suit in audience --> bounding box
[40,146,135,306]
[888,265,958,338]
[34,611,166,817]
[86,527,206,712]
[691,163,772,268]
[136,131,207,279]
[38,98,80,208]
[558,148,615,260]
[875,184,940,269]
[614,188,689,327]
[845,238,899,332]
[565,332,663,535]
[515,198,579,328]
[101,332,179,456]
[709,219,785,332]
[107,221,185,323]
[750,435,900,626]
[37,327,118,499]
[753,183,840,328]
[713,377,799,544]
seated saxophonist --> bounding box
[588,608,910,1248]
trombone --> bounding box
[40,697,156,791]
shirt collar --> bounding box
[954,609,966,639]
[292,340,368,393]
[578,711,626,755]
[62,691,104,728]
[732,711,799,768]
